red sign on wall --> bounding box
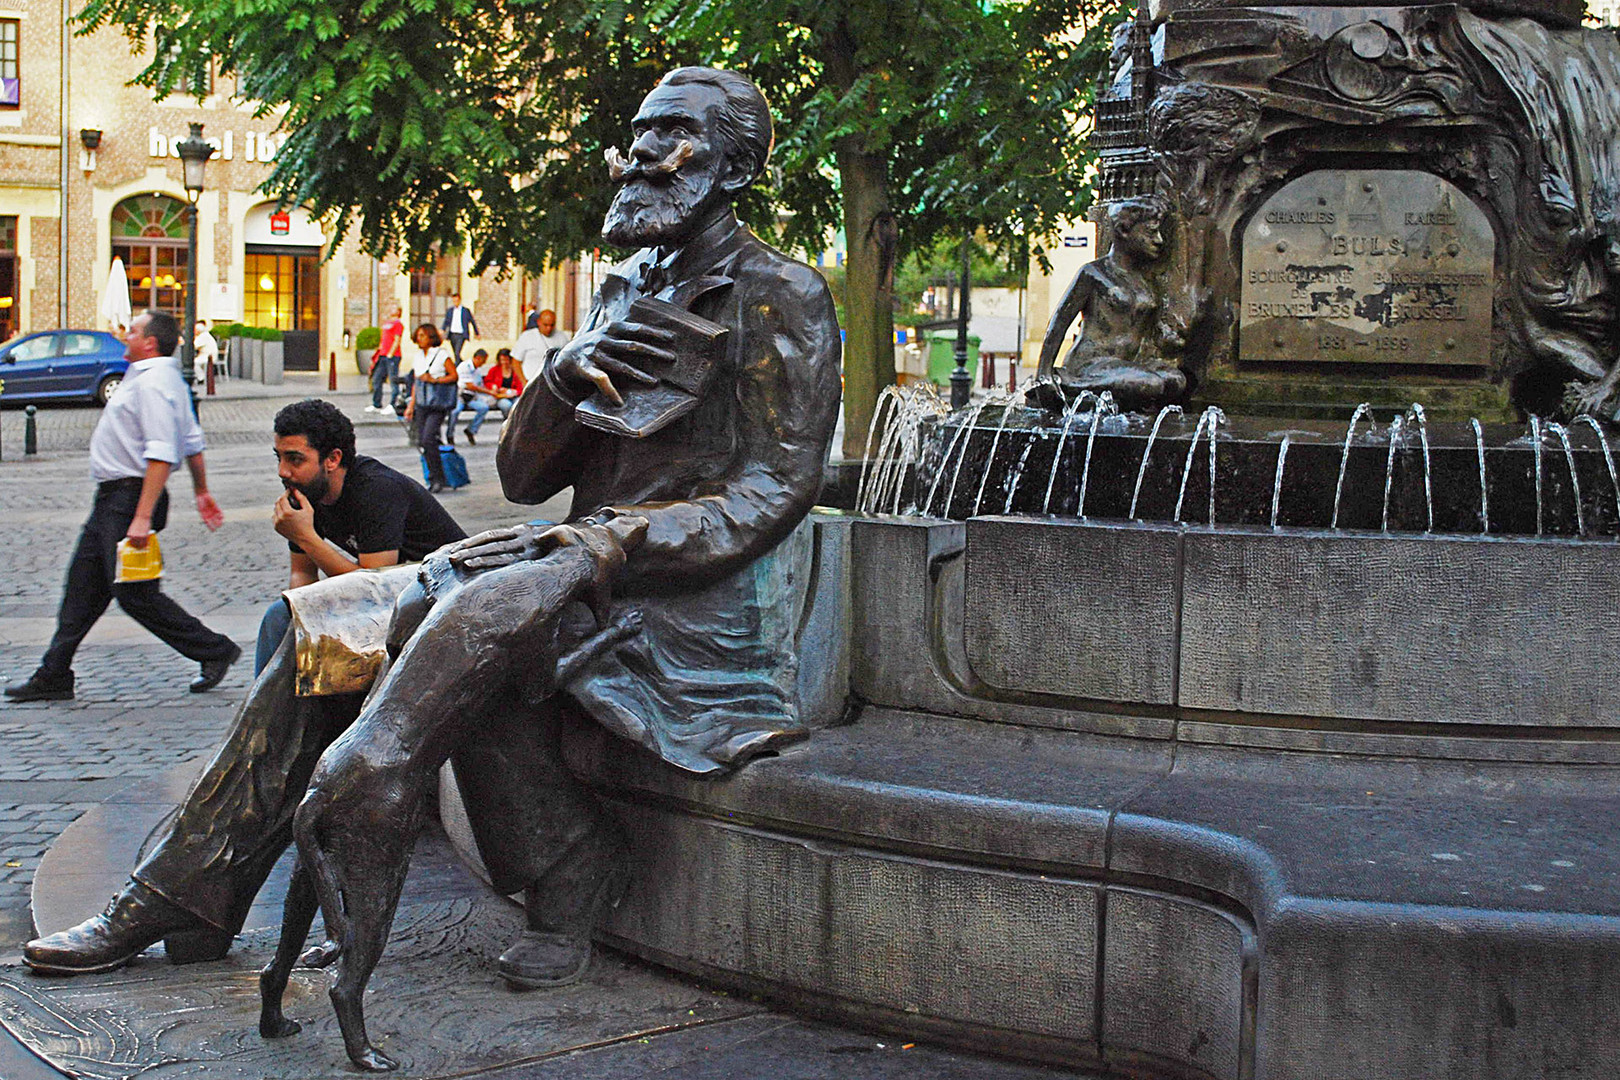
[269,211,290,236]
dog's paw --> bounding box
[298,940,341,968]
[352,1045,399,1072]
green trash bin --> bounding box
[927,333,980,387]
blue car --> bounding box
[0,330,129,406]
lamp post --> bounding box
[949,237,973,410]
[176,123,214,414]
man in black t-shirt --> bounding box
[260,400,466,670]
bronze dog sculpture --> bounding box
[258,520,646,1071]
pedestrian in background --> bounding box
[4,310,240,702]
[192,321,218,388]
[453,348,495,445]
[481,347,526,430]
[365,305,405,414]
[403,323,459,493]
[441,293,480,363]
[515,308,570,383]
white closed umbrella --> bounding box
[100,257,131,331]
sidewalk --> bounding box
[0,383,1089,1079]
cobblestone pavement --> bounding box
[0,377,563,948]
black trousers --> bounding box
[416,405,451,484]
[447,332,468,362]
[38,479,236,679]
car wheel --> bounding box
[96,374,121,406]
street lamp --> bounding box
[950,237,973,410]
[176,122,214,411]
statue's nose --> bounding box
[631,131,660,162]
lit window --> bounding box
[0,21,19,108]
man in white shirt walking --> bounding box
[440,293,480,363]
[3,310,240,702]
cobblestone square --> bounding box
[0,378,554,949]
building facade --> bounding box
[0,3,587,366]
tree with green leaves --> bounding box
[80,0,1124,457]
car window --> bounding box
[9,336,55,362]
[60,334,102,356]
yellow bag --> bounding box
[114,536,164,583]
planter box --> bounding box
[356,348,376,376]
[261,340,284,385]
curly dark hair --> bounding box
[273,398,356,469]
[414,323,442,347]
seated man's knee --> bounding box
[386,580,432,658]
[255,600,293,676]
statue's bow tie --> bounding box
[638,262,671,297]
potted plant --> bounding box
[259,325,286,385]
[355,326,380,377]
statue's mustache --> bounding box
[605,140,693,183]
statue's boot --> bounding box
[23,880,232,975]
[498,830,630,990]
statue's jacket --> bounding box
[496,211,843,774]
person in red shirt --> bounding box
[481,347,526,428]
[366,306,406,413]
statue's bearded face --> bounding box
[603,83,733,249]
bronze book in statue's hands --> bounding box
[575,296,731,438]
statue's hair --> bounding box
[1109,194,1170,235]
[658,66,774,185]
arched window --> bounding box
[111,194,189,319]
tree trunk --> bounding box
[836,146,897,461]
[822,23,897,462]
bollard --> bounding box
[329,351,338,392]
[23,404,36,456]
[206,354,216,396]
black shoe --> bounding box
[190,643,241,694]
[428,481,448,494]
[23,881,232,975]
[4,672,74,702]
[464,428,476,446]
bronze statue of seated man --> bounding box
[23,66,843,1036]
[1030,194,1189,413]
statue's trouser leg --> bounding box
[373,560,629,931]
[132,628,364,932]
[450,701,628,932]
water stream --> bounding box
[1331,403,1374,530]
[1271,435,1291,529]
[1130,405,1183,520]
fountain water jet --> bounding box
[1271,435,1291,529]
[1332,403,1374,530]
[1174,406,1225,526]
[1381,414,1405,534]
[1131,405,1184,520]
[1472,418,1491,534]
[1548,422,1586,536]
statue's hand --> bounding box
[446,523,553,571]
[536,515,650,628]
[551,321,671,405]
[447,515,649,579]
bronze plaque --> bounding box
[1240,170,1494,367]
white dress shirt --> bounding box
[88,355,206,482]
[449,307,466,334]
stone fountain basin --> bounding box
[438,513,1620,1080]
[913,409,1620,537]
